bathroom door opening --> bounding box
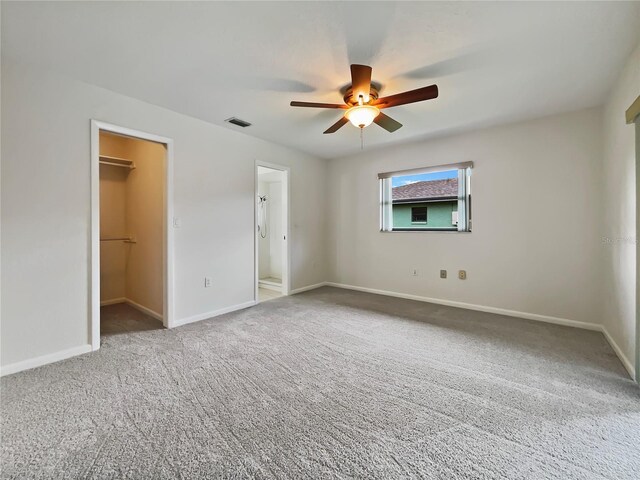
[90,121,174,350]
[255,162,290,303]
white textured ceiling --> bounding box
[3,1,639,159]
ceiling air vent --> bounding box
[225,117,252,128]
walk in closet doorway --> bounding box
[90,121,174,349]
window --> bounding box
[379,162,472,232]
[411,207,427,223]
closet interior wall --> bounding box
[99,131,165,318]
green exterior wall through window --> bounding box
[392,201,458,229]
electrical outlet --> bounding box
[440,270,447,279]
[204,277,212,287]
[458,270,467,280]
[412,268,419,276]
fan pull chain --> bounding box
[360,127,364,150]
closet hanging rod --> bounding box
[100,236,136,243]
[99,155,135,169]
[99,160,136,169]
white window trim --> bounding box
[377,161,473,179]
[380,163,473,233]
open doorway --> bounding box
[90,121,174,350]
[255,163,290,303]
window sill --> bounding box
[382,228,471,233]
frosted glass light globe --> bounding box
[345,105,380,128]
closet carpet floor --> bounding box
[100,303,164,336]
[1,287,639,479]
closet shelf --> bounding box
[99,155,136,170]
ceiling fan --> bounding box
[290,64,438,134]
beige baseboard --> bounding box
[125,299,163,322]
[100,297,126,306]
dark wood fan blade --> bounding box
[290,101,346,109]
[350,64,372,101]
[323,116,349,134]
[374,85,438,108]
[374,112,402,132]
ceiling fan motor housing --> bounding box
[343,86,380,106]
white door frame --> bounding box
[90,120,175,350]
[254,160,291,302]
[626,97,640,383]
[635,114,640,383]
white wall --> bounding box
[268,180,283,279]
[0,59,328,368]
[327,108,604,327]
[601,44,640,375]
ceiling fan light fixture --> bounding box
[345,105,380,128]
[290,64,437,135]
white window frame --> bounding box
[379,162,473,233]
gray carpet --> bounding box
[1,287,639,479]
[100,303,164,337]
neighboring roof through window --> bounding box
[392,178,458,203]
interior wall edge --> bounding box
[5,283,632,379]
[323,282,633,379]
[290,282,633,378]
[124,299,163,322]
[2,298,254,375]
[0,344,93,377]
[289,282,328,295]
[173,300,257,329]
[600,41,640,374]
[601,325,636,380]
[324,282,601,331]
[100,298,127,307]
